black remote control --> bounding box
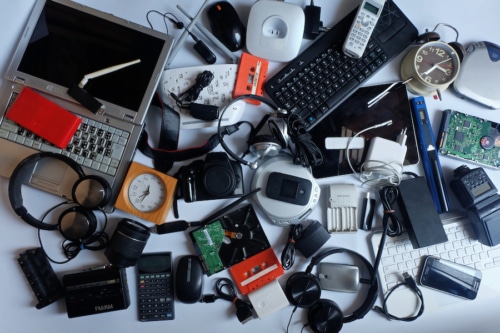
[137,252,174,321]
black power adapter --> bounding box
[396,177,448,248]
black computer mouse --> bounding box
[207,1,246,52]
[175,255,204,304]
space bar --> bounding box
[325,79,359,109]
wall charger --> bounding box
[364,136,407,173]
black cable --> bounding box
[170,70,214,109]
[37,202,109,264]
[371,184,425,321]
[215,277,253,321]
[281,223,303,270]
[373,272,425,321]
[285,113,323,168]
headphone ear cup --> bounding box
[58,206,97,241]
[72,175,111,209]
[308,299,344,333]
[248,135,282,158]
[285,272,321,308]
[415,31,440,44]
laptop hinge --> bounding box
[13,77,25,85]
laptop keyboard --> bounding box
[374,219,500,293]
[264,1,417,130]
[0,93,129,177]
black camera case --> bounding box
[177,152,244,202]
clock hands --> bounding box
[138,185,151,202]
[422,57,452,76]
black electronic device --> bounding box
[396,177,448,248]
[450,165,500,246]
[420,256,482,300]
[285,247,378,333]
[266,172,313,206]
[8,152,111,241]
[17,248,64,309]
[206,1,246,51]
[104,219,151,268]
[175,255,204,304]
[175,152,243,203]
[264,0,418,130]
[450,165,498,208]
[137,252,174,321]
[63,266,130,318]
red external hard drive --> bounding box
[7,87,81,148]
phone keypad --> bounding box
[138,273,174,321]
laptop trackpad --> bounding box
[29,158,77,198]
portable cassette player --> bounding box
[63,266,130,318]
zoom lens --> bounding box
[104,219,150,267]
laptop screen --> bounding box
[16,0,168,115]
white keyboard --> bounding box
[372,219,500,293]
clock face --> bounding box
[415,41,460,86]
[128,173,167,212]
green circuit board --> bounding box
[437,109,500,169]
[190,220,225,275]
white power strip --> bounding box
[159,64,246,129]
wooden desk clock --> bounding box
[115,162,177,224]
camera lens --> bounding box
[104,219,150,267]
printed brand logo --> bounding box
[95,304,114,312]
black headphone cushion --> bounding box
[308,299,344,333]
[285,272,321,308]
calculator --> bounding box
[137,252,174,321]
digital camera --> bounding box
[176,152,244,202]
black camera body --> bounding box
[450,165,500,246]
[177,152,244,202]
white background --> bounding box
[0,0,500,332]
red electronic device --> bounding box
[7,87,81,148]
[229,248,284,295]
[233,52,269,105]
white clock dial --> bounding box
[128,173,167,212]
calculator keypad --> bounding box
[138,273,174,321]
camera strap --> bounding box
[137,102,221,173]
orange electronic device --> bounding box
[229,248,284,295]
[233,52,269,104]
[6,87,81,148]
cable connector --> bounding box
[234,298,254,324]
[402,271,417,289]
[199,294,219,303]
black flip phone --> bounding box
[419,256,482,300]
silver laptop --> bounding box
[0,0,174,212]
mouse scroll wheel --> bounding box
[216,4,222,11]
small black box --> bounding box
[63,266,130,318]
[397,177,448,248]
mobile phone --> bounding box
[342,0,386,59]
[137,252,174,321]
[419,256,482,300]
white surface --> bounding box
[1,1,500,333]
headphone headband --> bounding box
[295,247,378,324]
[8,152,110,231]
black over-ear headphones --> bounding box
[415,23,466,61]
[285,247,378,333]
[8,152,112,241]
[217,94,289,169]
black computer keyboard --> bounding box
[264,0,418,130]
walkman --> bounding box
[450,165,500,246]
